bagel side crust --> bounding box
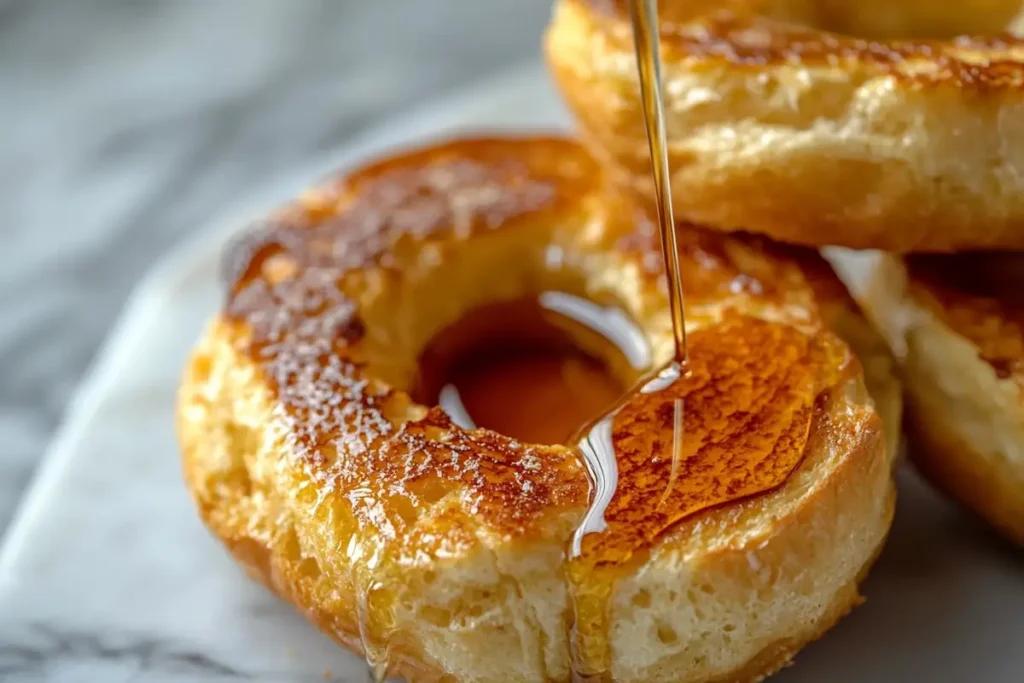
[855,252,1024,544]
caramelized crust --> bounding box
[218,137,859,549]
[179,137,895,682]
[547,0,1024,252]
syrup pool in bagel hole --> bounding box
[413,293,652,445]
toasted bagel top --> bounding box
[218,136,853,562]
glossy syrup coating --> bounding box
[412,296,633,446]
[576,317,845,567]
[566,313,848,678]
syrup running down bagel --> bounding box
[546,0,1024,252]
[848,251,1024,545]
[178,137,897,682]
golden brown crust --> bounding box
[849,252,1024,545]
[222,137,599,544]
[179,136,895,681]
[546,0,1024,252]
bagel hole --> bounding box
[411,293,647,445]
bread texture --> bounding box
[178,137,896,682]
[840,250,1024,545]
[546,0,1024,253]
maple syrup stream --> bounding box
[628,0,688,365]
[566,0,690,679]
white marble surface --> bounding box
[0,0,554,536]
[1,63,1022,683]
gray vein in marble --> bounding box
[0,624,245,680]
[0,623,380,682]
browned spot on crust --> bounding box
[226,138,586,291]
[907,253,1024,386]
[578,0,1024,89]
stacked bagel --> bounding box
[547,0,1024,544]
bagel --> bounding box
[545,0,1024,253]
[846,250,1024,545]
[177,136,897,682]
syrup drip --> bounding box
[364,663,384,683]
[567,0,693,678]
[349,538,391,683]
[358,580,389,683]
[566,364,687,681]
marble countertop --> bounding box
[0,0,553,535]
[4,13,1024,681]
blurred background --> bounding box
[0,0,554,534]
